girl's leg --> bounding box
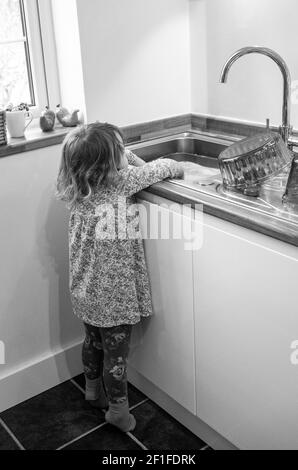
[99,324,136,432]
[82,322,108,408]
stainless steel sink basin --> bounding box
[161,152,218,169]
[130,132,228,166]
[130,132,229,185]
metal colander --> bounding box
[218,131,292,195]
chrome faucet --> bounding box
[219,46,292,147]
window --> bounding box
[0,0,34,107]
[0,0,60,116]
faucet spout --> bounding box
[219,46,292,146]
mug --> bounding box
[6,110,33,138]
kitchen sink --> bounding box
[130,131,229,186]
[129,131,298,228]
[130,132,228,165]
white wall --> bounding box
[189,0,208,114]
[0,145,84,409]
[75,0,191,126]
[190,0,298,129]
[51,0,86,120]
[52,0,298,129]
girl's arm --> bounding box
[122,158,183,196]
[125,149,145,167]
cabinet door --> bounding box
[194,214,298,449]
[129,201,196,414]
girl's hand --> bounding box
[175,163,184,179]
[157,158,184,179]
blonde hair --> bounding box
[56,122,124,208]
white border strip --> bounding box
[57,422,106,450]
[0,418,25,450]
[70,379,85,395]
[126,432,148,450]
[129,398,149,411]
[200,444,210,451]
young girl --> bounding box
[56,122,183,432]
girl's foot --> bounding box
[105,400,136,432]
[85,377,108,409]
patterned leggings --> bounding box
[82,322,132,404]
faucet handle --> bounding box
[283,152,298,206]
[278,124,293,145]
[266,118,270,130]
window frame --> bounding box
[25,0,61,117]
[1,0,61,118]
[20,0,36,107]
[35,0,61,110]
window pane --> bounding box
[0,42,32,108]
[0,0,23,42]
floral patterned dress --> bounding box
[69,151,181,328]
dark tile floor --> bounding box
[0,422,20,450]
[0,374,211,451]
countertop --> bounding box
[141,180,298,247]
[131,130,298,248]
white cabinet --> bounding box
[193,213,298,449]
[129,194,298,449]
[129,200,196,414]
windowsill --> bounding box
[0,115,189,159]
[0,123,70,159]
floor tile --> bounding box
[0,424,20,450]
[132,400,207,450]
[71,373,85,390]
[0,380,105,450]
[72,373,147,407]
[63,424,141,450]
